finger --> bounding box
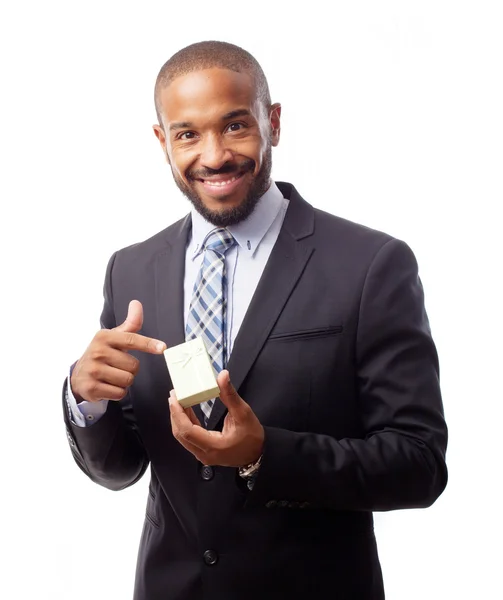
[104,348,140,374]
[217,370,245,413]
[176,436,208,463]
[168,391,194,428]
[169,392,199,432]
[169,394,221,451]
[184,406,201,426]
[95,365,135,389]
[169,413,208,460]
[115,300,144,333]
[109,330,166,354]
[87,382,127,402]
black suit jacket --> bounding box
[64,182,448,600]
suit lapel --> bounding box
[155,214,209,425]
[155,215,190,357]
[207,184,315,430]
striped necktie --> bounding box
[186,227,236,424]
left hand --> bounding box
[168,370,264,467]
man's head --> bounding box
[153,41,281,227]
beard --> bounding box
[171,145,272,227]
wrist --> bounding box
[237,427,265,489]
[238,453,263,479]
[69,362,85,404]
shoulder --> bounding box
[278,181,418,272]
[313,207,417,270]
[313,199,414,258]
[279,181,400,259]
[110,214,190,269]
[314,206,392,245]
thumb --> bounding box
[217,370,243,412]
[115,300,144,333]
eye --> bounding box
[178,131,197,141]
[225,122,246,133]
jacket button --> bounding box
[201,465,214,481]
[203,550,218,565]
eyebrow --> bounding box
[169,121,193,132]
[169,109,252,132]
[221,109,252,120]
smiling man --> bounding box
[153,55,278,226]
[63,41,448,600]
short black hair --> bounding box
[154,41,271,127]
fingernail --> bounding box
[156,342,166,352]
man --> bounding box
[64,41,448,599]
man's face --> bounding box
[153,68,281,227]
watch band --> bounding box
[238,454,263,479]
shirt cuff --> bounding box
[66,369,109,427]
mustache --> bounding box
[187,158,255,180]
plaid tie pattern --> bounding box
[186,227,236,424]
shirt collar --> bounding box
[190,181,285,260]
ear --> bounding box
[270,103,282,147]
[152,124,171,165]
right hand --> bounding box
[70,300,166,403]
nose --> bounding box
[200,134,233,171]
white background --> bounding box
[1,1,501,598]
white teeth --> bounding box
[204,174,239,187]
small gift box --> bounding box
[163,337,220,408]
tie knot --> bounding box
[203,228,235,255]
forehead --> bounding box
[159,68,258,125]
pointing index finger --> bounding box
[112,330,166,354]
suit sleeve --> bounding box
[62,251,149,491]
[247,238,448,511]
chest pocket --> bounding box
[246,325,344,432]
[268,325,343,342]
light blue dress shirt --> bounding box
[67,181,289,427]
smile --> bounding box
[197,171,248,197]
[201,174,242,187]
